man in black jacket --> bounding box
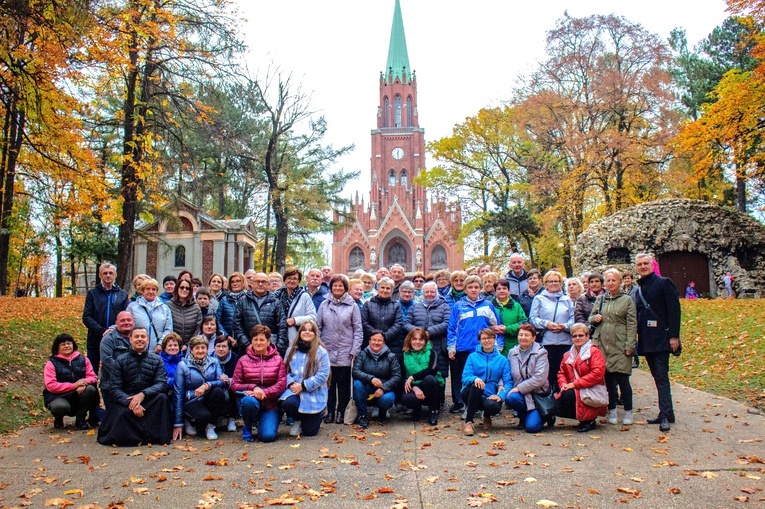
[233,272,288,356]
[82,262,129,374]
[99,311,134,410]
[635,253,681,432]
[97,327,172,446]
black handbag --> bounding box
[531,388,556,420]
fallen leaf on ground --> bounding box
[44,499,74,507]
[536,501,558,508]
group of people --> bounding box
[44,253,681,445]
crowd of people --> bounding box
[44,254,682,446]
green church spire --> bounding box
[385,0,411,83]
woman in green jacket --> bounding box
[589,268,637,425]
[492,279,528,356]
[401,328,444,426]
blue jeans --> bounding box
[505,391,544,433]
[353,380,395,419]
[239,396,279,442]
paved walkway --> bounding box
[1,370,763,509]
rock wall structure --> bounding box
[574,199,765,298]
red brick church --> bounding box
[332,0,463,275]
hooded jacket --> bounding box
[127,296,174,351]
[43,351,98,405]
[508,342,549,411]
[529,290,574,346]
[558,340,607,421]
[590,291,637,374]
[317,293,363,367]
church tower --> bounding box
[332,0,462,275]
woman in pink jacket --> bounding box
[230,325,286,442]
[43,334,99,430]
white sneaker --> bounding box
[205,423,218,440]
[622,410,634,425]
[607,409,618,425]
[185,419,197,436]
[461,408,467,420]
[227,418,237,432]
[289,421,302,437]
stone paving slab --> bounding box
[0,370,763,509]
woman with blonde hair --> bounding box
[529,271,574,391]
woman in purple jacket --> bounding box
[316,275,363,424]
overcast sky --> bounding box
[233,0,729,202]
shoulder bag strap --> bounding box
[637,287,668,331]
[143,306,160,341]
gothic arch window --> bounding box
[431,245,447,269]
[383,97,389,127]
[388,241,408,269]
[406,96,412,126]
[349,247,365,270]
[389,169,396,188]
[400,169,408,189]
[394,95,402,127]
[174,245,186,267]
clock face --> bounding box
[391,147,404,160]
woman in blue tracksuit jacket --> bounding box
[460,328,512,436]
[446,275,502,413]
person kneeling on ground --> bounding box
[352,332,402,428]
[230,325,286,442]
[173,336,229,441]
[279,321,330,437]
[401,328,443,426]
[554,323,607,433]
[43,334,99,430]
[505,324,555,433]
[97,327,173,446]
[461,328,511,436]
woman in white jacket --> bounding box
[529,271,574,392]
[127,278,173,352]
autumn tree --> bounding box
[88,0,241,288]
[517,13,678,272]
[423,106,538,266]
[0,1,105,294]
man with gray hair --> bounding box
[390,264,406,301]
[635,253,681,432]
[82,262,129,376]
[503,253,528,300]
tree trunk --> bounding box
[0,105,25,296]
[55,231,63,298]
[273,194,288,274]
[735,161,747,213]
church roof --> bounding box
[385,0,411,84]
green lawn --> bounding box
[669,299,765,411]
[0,296,762,434]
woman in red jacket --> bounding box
[231,325,286,442]
[555,323,607,432]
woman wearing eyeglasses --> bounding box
[554,323,607,432]
[167,280,203,347]
[529,270,575,392]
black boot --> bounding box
[74,415,90,430]
[428,410,438,426]
[323,411,335,424]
